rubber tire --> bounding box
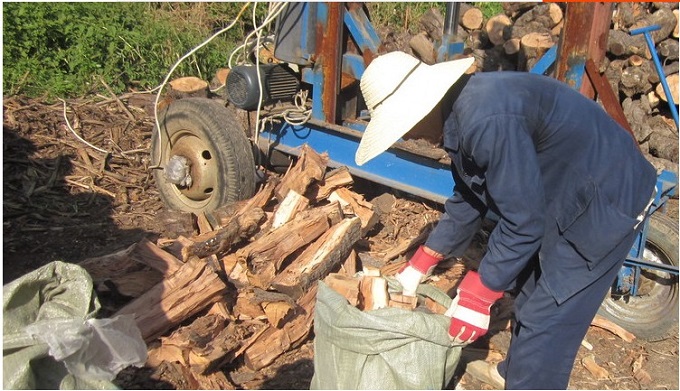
[151,98,256,214]
[598,212,679,341]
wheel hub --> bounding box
[168,132,218,202]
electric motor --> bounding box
[226,64,300,110]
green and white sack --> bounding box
[311,279,462,389]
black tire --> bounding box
[598,212,679,341]
[151,98,256,214]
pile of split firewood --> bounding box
[76,145,469,388]
[404,2,678,174]
[77,144,641,389]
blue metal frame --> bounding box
[260,121,453,204]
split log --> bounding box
[341,249,358,276]
[271,216,362,299]
[243,284,318,370]
[359,275,389,311]
[131,237,184,275]
[182,208,266,260]
[323,273,361,306]
[187,321,259,374]
[307,166,354,202]
[271,190,309,229]
[388,292,417,310]
[79,238,186,298]
[674,9,679,38]
[275,144,328,201]
[115,258,229,341]
[485,14,513,46]
[328,187,378,236]
[241,202,344,289]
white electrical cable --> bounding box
[227,2,286,68]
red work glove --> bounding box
[395,246,443,296]
[446,271,503,344]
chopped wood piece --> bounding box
[196,212,214,234]
[244,202,343,289]
[261,301,295,328]
[188,321,255,374]
[306,166,354,202]
[275,144,328,201]
[328,187,378,236]
[582,354,610,380]
[133,237,185,276]
[183,208,266,260]
[388,293,418,310]
[341,249,358,276]
[115,259,229,341]
[234,290,267,320]
[359,276,389,311]
[243,284,318,370]
[324,273,361,306]
[271,217,362,299]
[271,190,309,229]
[591,315,636,342]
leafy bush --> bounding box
[3,2,258,99]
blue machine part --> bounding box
[260,120,453,204]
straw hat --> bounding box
[355,51,475,166]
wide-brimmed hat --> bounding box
[355,51,474,166]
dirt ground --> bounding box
[3,95,679,390]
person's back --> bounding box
[445,71,656,221]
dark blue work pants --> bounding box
[496,226,641,389]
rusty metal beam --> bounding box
[555,2,612,97]
[317,2,343,123]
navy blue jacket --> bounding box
[425,72,657,303]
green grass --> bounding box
[2,2,263,99]
[3,2,505,100]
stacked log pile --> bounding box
[406,2,678,174]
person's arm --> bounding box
[396,163,486,296]
[464,115,546,291]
